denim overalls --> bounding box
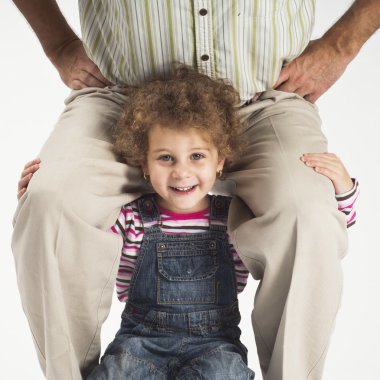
[88,195,255,379]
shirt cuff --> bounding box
[335,178,359,201]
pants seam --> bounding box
[306,269,343,379]
[82,234,123,370]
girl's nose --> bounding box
[172,163,190,178]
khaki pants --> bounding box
[12,87,347,380]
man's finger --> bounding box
[70,72,110,89]
[275,82,299,94]
[69,79,89,90]
[304,93,318,103]
[273,67,290,89]
[293,88,311,99]
[88,66,113,86]
[83,71,112,87]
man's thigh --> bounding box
[22,86,150,228]
[11,87,151,377]
[224,90,335,215]
[40,86,127,160]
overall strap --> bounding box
[209,195,231,231]
[137,194,161,227]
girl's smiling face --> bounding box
[144,125,225,213]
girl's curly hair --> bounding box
[113,65,243,167]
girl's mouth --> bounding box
[170,185,197,193]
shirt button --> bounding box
[201,54,210,61]
[199,8,208,16]
[144,200,153,210]
[209,241,216,249]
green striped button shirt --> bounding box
[79,0,315,101]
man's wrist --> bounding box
[322,0,380,62]
[46,36,81,65]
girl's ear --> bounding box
[217,157,226,172]
[142,164,150,181]
[142,165,149,176]
[142,159,149,175]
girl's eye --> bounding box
[158,155,173,161]
[191,153,205,160]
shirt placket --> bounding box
[194,0,214,78]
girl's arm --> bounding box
[301,152,353,195]
[17,158,41,200]
[301,152,359,227]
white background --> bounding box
[1,1,379,379]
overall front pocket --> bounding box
[156,239,219,304]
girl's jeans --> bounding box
[87,195,255,379]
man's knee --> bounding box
[14,161,82,226]
[231,175,348,270]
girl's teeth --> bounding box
[174,186,194,191]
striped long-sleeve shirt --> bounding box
[337,178,359,228]
[79,0,316,102]
[110,183,359,303]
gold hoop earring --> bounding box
[143,173,149,181]
[217,170,223,178]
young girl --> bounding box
[18,67,358,379]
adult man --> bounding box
[11,1,380,379]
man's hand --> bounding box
[51,38,113,90]
[12,0,112,90]
[274,0,380,103]
[273,39,350,103]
